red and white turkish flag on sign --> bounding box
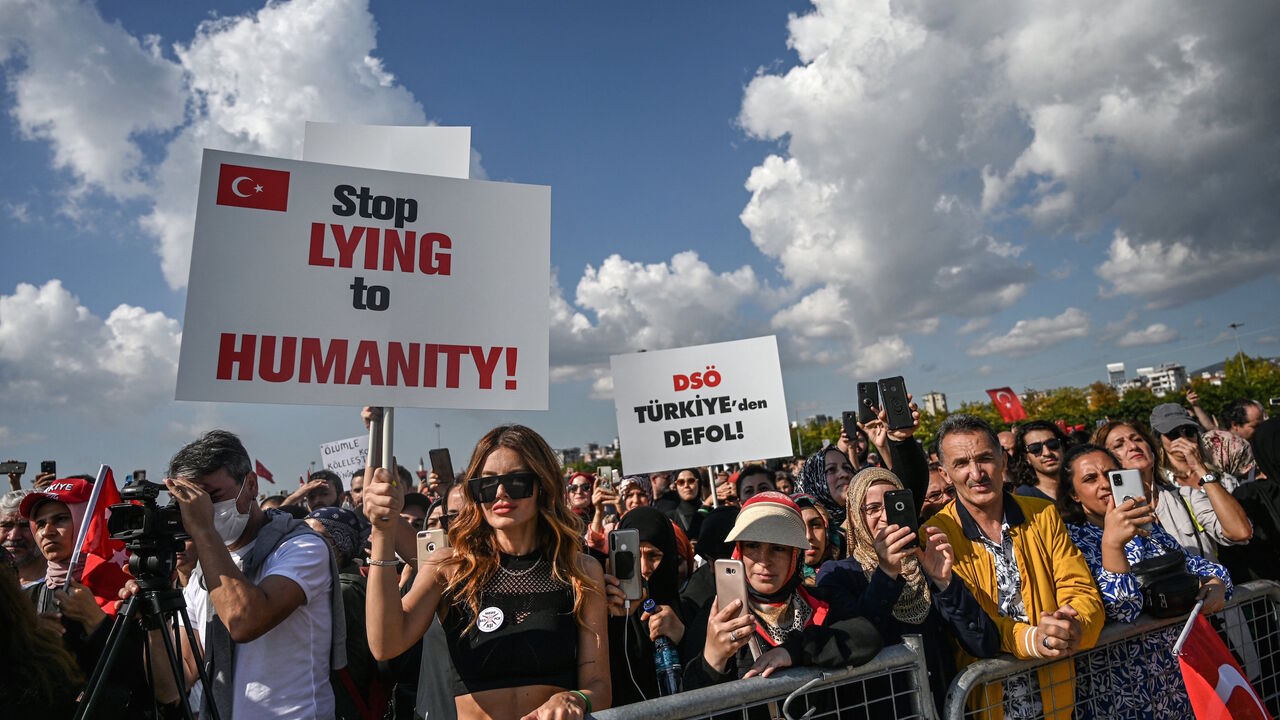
[986,387,1027,423]
[1179,614,1273,720]
[215,163,290,212]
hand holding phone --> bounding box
[428,449,455,486]
[714,559,762,660]
[882,488,920,549]
[877,377,914,431]
[40,460,56,476]
[1107,469,1152,533]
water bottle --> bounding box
[644,598,683,695]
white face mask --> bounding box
[211,480,250,546]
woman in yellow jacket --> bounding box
[925,415,1104,720]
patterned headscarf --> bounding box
[1203,429,1257,479]
[619,474,652,502]
[796,446,849,526]
[307,506,369,565]
[843,467,932,624]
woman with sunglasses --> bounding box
[1094,410,1251,562]
[364,425,610,720]
[565,472,595,524]
[1010,421,1069,502]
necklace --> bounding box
[499,556,543,577]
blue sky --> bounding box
[2,0,1278,483]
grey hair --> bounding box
[935,414,1002,463]
[168,429,253,485]
[0,489,29,514]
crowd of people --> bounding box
[2,392,1279,719]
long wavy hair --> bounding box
[0,561,83,704]
[443,425,598,630]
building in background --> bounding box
[1135,363,1188,397]
[923,391,948,415]
[1107,362,1126,387]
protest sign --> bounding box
[303,122,471,178]
[320,434,369,477]
[610,336,792,475]
[176,149,550,409]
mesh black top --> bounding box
[443,551,578,696]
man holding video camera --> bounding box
[123,430,344,718]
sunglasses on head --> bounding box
[467,471,539,504]
[1026,438,1063,455]
[1163,425,1199,441]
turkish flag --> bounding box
[76,468,130,615]
[1179,614,1272,719]
[255,459,275,484]
[986,387,1027,423]
[215,163,290,212]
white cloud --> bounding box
[1116,322,1180,347]
[0,280,182,415]
[969,307,1090,358]
[2,0,427,288]
[956,317,991,336]
[1097,232,1280,308]
[844,335,914,377]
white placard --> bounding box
[610,336,792,475]
[176,149,550,409]
[320,434,369,477]
[303,123,471,178]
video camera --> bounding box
[107,479,188,579]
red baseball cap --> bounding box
[19,478,93,519]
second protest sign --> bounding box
[610,336,792,475]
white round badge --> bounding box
[477,606,504,633]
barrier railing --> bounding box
[944,579,1280,719]
[592,634,939,720]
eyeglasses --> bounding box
[567,483,592,494]
[1026,438,1062,455]
[861,502,885,518]
[467,472,539,504]
[924,486,956,504]
[1162,426,1199,442]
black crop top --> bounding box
[443,551,578,696]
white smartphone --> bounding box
[609,529,643,601]
[1108,469,1152,531]
[714,559,762,660]
[416,528,449,570]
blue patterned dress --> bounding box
[1065,521,1232,719]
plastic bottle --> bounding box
[644,598,682,695]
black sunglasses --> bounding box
[1162,425,1199,441]
[467,472,539,504]
[1026,438,1063,455]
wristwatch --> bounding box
[1198,472,1220,487]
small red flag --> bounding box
[986,387,1027,423]
[216,163,290,212]
[78,469,130,615]
[1179,614,1272,719]
[254,459,274,484]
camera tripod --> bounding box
[74,574,221,720]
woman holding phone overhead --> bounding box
[363,425,610,720]
[682,492,881,690]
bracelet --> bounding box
[569,689,592,715]
[366,558,399,567]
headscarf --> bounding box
[792,494,832,586]
[843,467,932,624]
[619,474,652,503]
[1203,429,1257,479]
[618,507,679,609]
[306,506,369,565]
[1253,417,1280,482]
[695,506,739,563]
[797,446,849,526]
[43,499,88,590]
[727,492,812,645]
[671,521,694,579]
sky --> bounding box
[1,0,1278,484]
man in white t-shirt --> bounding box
[124,430,339,718]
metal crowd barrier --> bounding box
[592,634,939,720]
[944,579,1280,719]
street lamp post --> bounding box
[435,423,442,448]
[1229,322,1248,383]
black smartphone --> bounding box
[40,460,56,475]
[877,376,914,430]
[857,382,880,424]
[883,488,919,549]
[842,411,860,441]
[0,461,26,475]
[428,449,455,486]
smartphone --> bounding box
[883,488,920,549]
[857,382,880,424]
[609,529,643,601]
[0,461,26,475]
[877,376,914,430]
[417,528,449,565]
[40,460,56,475]
[1107,469,1153,531]
[842,411,860,441]
[714,559,762,660]
[428,449,455,486]
[596,466,615,493]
